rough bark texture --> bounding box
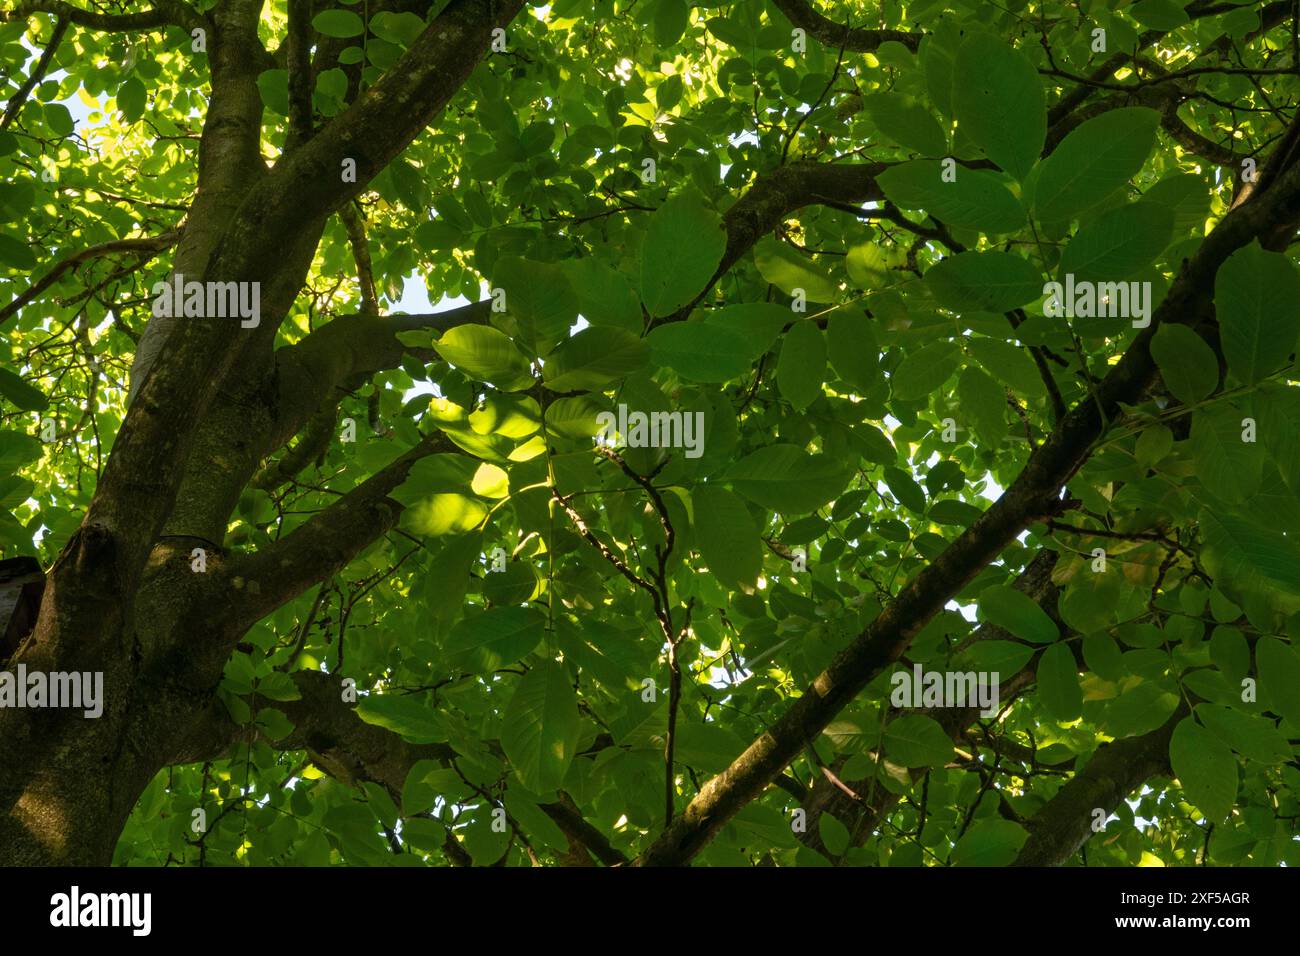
[0,0,526,866]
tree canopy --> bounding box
[2,0,1300,868]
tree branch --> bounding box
[0,15,68,132]
[284,0,314,149]
[219,432,456,633]
[339,202,379,314]
[211,0,526,279]
[633,135,1300,867]
[178,668,628,866]
[1011,702,1187,866]
[1,0,204,32]
[660,161,888,323]
[0,231,181,329]
[267,301,492,457]
[770,0,920,52]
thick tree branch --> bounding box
[1,0,204,31]
[211,0,525,281]
[1011,702,1188,866]
[121,0,524,554]
[220,432,456,633]
[661,161,888,323]
[770,0,920,52]
[799,550,1061,859]
[127,0,270,403]
[249,405,337,491]
[266,301,492,457]
[284,0,314,149]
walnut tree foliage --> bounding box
[1,0,1300,868]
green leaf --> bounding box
[117,77,146,122]
[753,237,839,302]
[957,639,1035,675]
[501,660,580,793]
[825,310,880,391]
[966,337,1045,396]
[656,74,684,111]
[356,694,445,744]
[254,707,294,741]
[653,0,689,46]
[1255,386,1300,491]
[462,807,510,864]
[44,102,73,137]
[402,763,463,818]
[404,494,488,536]
[434,324,533,391]
[1198,510,1300,598]
[1033,107,1161,223]
[422,532,481,637]
[1257,637,1300,727]
[693,484,762,589]
[929,498,985,527]
[368,10,427,46]
[640,193,727,317]
[481,561,538,604]
[958,365,1006,445]
[882,714,953,767]
[921,23,958,118]
[823,718,881,752]
[704,302,791,361]
[1195,704,1291,764]
[255,69,289,116]
[818,813,851,856]
[1189,408,1261,503]
[445,607,546,674]
[723,444,852,514]
[891,341,961,401]
[0,430,42,473]
[647,321,752,383]
[776,320,826,410]
[1102,679,1181,737]
[0,368,47,412]
[1142,173,1212,235]
[950,818,1029,866]
[254,671,302,702]
[542,326,648,391]
[312,9,365,37]
[951,34,1044,181]
[845,243,896,288]
[978,585,1059,644]
[1150,323,1218,405]
[877,161,1026,235]
[564,259,641,331]
[883,466,926,514]
[1036,642,1082,722]
[1083,632,1125,681]
[492,257,579,355]
[1130,0,1190,30]
[1058,202,1173,283]
[862,92,947,156]
[0,234,36,271]
[1169,717,1237,824]
[1214,241,1300,385]
[503,791,570,852]
[1209,625,1250,683]
[925,252,1042,313]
